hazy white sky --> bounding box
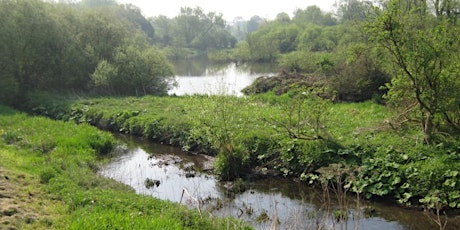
[118,0,338,21]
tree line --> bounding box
[150,6,237,59]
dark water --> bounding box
[100,135,447,230]
[168,59,278,96]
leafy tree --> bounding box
[246,28,280,62]
[0,0,175,105]
[247,15,265,33]
[369,0,460,142]
[150,7,236,54]
[92,43,174,96]
[275,12,291,23]
[293,5,337,26]
[296,25,338,52]
[0,0,62,104]
[175,7,227,49]
[116,4,155,42]
[336,0,375,22]
[151,15,174,46]
[228,16,248,41]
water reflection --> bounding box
[169,59,278,96]
[99,135,439,230]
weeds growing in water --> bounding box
[308,163,365,229]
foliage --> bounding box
[229,4,390,103]
[368,0,460,142]
[151,6,237,58]
[0,0,173,106]
[92,43,175,96]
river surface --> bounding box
[168,59,277,96]
[100,135,441,230]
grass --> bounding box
[21,92,460,213]
[0,105,251,230]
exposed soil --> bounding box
[241,71,329,96]
[0,167,49,230]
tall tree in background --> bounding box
[151,7,236,53]
[175,6,232,49]
[369,0,460,143]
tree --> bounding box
[247,15,263,33]
[275,12,291,23]
[0,0,62,104]
[151,15,174,46]
[92,43,174,96]
[116,4,155,42]
[369,0,460,143]
[293,5,337,26]
[336,0,375,22]
[0,0,175,105]
[175,7,226,49]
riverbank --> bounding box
[24,92,460,224]
[0,105,250,229]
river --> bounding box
[168,59,277,96]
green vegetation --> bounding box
[0,105,250,229]
[1,0,460,228]
[0,0,174,106]
[24,92,460,213]
[150,6,237,59]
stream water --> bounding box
[168,59,277,96]
[100,135,440,230]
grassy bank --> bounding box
[0,105,250,229]
[24,92,460,214]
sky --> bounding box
[118,0,338,21]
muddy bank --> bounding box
[241,71,329,96]
[0,168,48,229]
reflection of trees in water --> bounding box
[171,58,278,76]
[171,58,210,76]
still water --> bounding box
[100,135,440,230]
[168,59,277,96]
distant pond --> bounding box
[168,59,278,96]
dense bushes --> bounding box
[0,0,174,106]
